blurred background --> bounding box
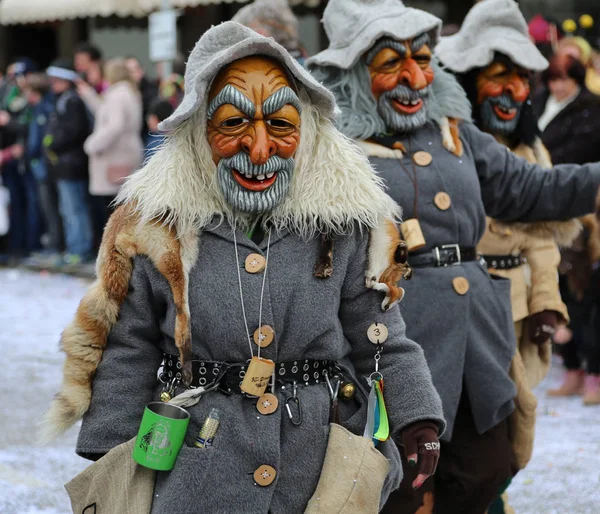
[0,1,598,78]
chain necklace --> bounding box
[233,227,272,361]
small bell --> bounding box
[160,391,172,403]
[339,382,357,400]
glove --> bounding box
[398,421,440,490]
[528,310,559,344]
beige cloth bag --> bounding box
[305,424,390,514]
[65,438,155,514]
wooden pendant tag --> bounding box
[241,357,275,397]
[400,219,426,252]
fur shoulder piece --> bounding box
[39,205,199,443]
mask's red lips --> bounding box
[392,98,424,115]
[493,104,518,121]
[232,169,277,192]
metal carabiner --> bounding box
[285,382,302,426]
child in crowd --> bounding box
[144,98,173,162]
[23,73,63,266]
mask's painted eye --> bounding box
[267,119,294,129]
[221,117,249,128]
[413,55,431,64]
[384,58,402,67]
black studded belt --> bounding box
[409,245,478,268]
[482,253,527,270]
[160,353,339,395]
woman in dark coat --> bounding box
[533,53,600,165]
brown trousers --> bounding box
[381,396,515,514]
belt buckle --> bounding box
[441,244,461,266]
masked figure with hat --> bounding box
[40,22,446,514]
[309,0,600,512]
[436,0,583,511]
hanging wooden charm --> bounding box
[400,218,426,252]
[241,356,276,397]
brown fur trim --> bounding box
[366,219,412,310]
[314,234,334,279]
[581,214,600,262]
[448,118,463,157]
[440,117,464,157]
[507,219,583,248]
[39,204,198,443]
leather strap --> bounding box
[161,354,339,395]
[482,254,526,270]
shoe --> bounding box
[547,370,586,397]
[583,375,600,406]
[23,252,63,269]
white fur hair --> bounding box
[117,89,400,240]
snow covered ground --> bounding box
[0,268,598,514]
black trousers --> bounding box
[37,179,64,252]
[381,396,515,514]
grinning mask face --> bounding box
[476,58,531,135]
[366,34,435,133]
[207,56,301,214]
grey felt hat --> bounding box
[232,0,299,51]
[435,0,548,73]
[307,0,442,70]
[159,21,336,133]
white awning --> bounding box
[139,0,322,10]
[0,0,146,25]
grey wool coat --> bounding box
[360,121,600,440]
[75,221,444,514]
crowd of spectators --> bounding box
[0,44,176,269]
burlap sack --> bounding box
[65,437,155,514]
[508,350,538,470]
[305,423,390,514]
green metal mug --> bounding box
[132,402,190,471]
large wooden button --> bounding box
[254,325,275,348]
[367,323,389,344]
[256,393,279,415]
[434,192,451,211]
[254,465,277,486]
[413,151,433,167]
[452,277,470,295]
[245,253,266,274]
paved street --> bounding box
[0,268,598,514]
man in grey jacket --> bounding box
[309,0,600,512]
[41,22,446,513]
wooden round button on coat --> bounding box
[367,323,389,344]
[434,192,451,211]
[452,277,470,295]
[413,151,433,167]
[245,253,266,274]
[253,325,275,348]
[254,465,277,486]
[256,393,279,415]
